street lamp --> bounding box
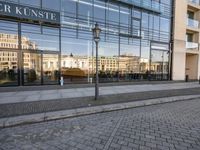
[92,22,101,100]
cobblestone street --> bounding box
[1,99,200,150]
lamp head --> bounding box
[92,22,101,42]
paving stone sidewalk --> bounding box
[0,87,200,119]
[0,82,199,104]
[1,98,200,150]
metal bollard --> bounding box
[89,77,93,84]
[60,76,64,86]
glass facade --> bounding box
[0,0,172,86]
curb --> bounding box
[1,94,200,128]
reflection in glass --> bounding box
[0,20,18,49]
[21,24,59,51]
[61,38,91,83]
[0,51,18,86]
[43,54,59,84]
[141,46,150,77]
[160,17,170,32]
[151,50,169,80]
[23,53,41,85]
[61,0,76,16]
[119,38,140,81]
[96,42,118,82]
[120,6,130,35]
[108,3,119,25]
[153,16,160,41]
[78,0,93,19]
[94,0,106,22]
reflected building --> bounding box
[60,53,148,82]
[0,33,39,85]
[89,56,118,72]
[119,54,140,74]
[0,33,38,70]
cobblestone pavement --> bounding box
[1,99,200,150]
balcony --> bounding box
[186,41,199,49]
[188,0,200,5]
[187,18,199,28]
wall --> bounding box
[173,0,187,80]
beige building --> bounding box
[173,0,200,80]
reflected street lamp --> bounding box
[92,23,101,100]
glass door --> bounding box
[150,50,169,80]
[42,54,59,84]
[23,52,41,85]
[0,51,18,86]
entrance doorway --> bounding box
[42,54,59,84]
[150,50,169,80]
[185,53,198,80]
[150,41,170,80]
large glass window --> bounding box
[140,45,150,80]
[77,0,93,34]
[97,41,119,82]
[160,17,170,32]
[78,0,93,19]
[21,24,59,51]
[119,37,140,81]
[61,0,76,17]
[132,18,141,37]
[106,3,119,37]
[120,6,130,35]
[153,16,160,41]
[153,15,160,30]
[149,14,154,30]
[108,3,119,25]
[142,12,149,28]
[94,0,106,23]
[0,20,18,49]
[0,20,18,86]
[61,38,92,83]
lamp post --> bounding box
[92,23,101,100]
